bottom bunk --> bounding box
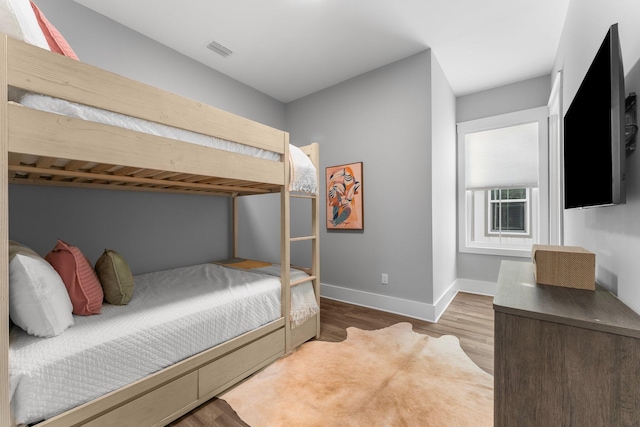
[9,260,319,427]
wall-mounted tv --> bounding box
[564,23,626,209]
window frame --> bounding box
[457,107,549,257]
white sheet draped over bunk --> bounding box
[16,93,318,195]
[8,263,315,425]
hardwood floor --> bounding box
[169,292,495,427]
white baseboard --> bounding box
[320,279,496,323]
[454,278,496,296]
[320,283,438,322]
[433,284,459,322]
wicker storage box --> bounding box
[531,244,596,290]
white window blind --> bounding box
[465,122,539,190]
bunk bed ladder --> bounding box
[289,142,321,349]
[279,141,321,353]
[231,141,320,355]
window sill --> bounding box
[460,244,531,258]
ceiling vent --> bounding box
[206,40,233,58]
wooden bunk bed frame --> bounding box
[0,34,320,427]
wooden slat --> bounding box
[281,137,292,353]
[7,105,285,186]
[291,193,315,199]
[8,176,267,197]
[64,159,91,171]
[8,165,274,194]
[181,175,212,183]
[7,38,286,154]
[168,173,199,182]
[90,163,118,174]
[35,156,57,168]
[290,235,316,242]
[0,34,9,427]
[308,142,321,338]
[148,171,182,180]
[112,166,144,176]
[232,196,239,259]
[291,275,317,287]
[131,169,161,178]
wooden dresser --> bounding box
[493,260,640,427]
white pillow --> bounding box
[9,246,74,337]
[0,0,49,50]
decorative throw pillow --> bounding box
[45,239,103,315]
[95,249,134,305]
[0,0,49,50]
[8,240,74,337]
[29,1,78,59]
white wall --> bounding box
[10,1,286,274]
[430,54,457,306]
[553,0,640,313]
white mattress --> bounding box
[9,263,306,425]
[17,93,318,194]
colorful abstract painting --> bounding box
[326,162,363,230]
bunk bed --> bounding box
[0,33,321,427]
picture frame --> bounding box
[326,162,363,230]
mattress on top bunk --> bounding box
[9,262,304,425]
[14,93,319,194]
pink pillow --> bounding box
[45,240,103,315]
[30,1,79,59]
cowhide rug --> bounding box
[221,322,493,426]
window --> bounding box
[457,107,549,257]
[487,189,530,236]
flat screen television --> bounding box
[564,23,626,209]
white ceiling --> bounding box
[73,0,571,103]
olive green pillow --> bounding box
[95,249,134,305]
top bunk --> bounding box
[0,34,319,197]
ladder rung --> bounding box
[290,235,316,242]
[291,194,316,199]
[291,275,317,287]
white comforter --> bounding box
[9,263,313,425]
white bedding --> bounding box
[9,263,315,425]
[246,264,319,328]
[17,93,318,194]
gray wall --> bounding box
[456,75,551,123]
[455,75,551,284]
[285,51,438,305]
[553,0,640,313]
[11,1,286,274]
[32,1,285,127]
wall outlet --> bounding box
[381,273,389,285]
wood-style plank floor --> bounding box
[169,292,494,427]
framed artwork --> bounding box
[326,162,363,230]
